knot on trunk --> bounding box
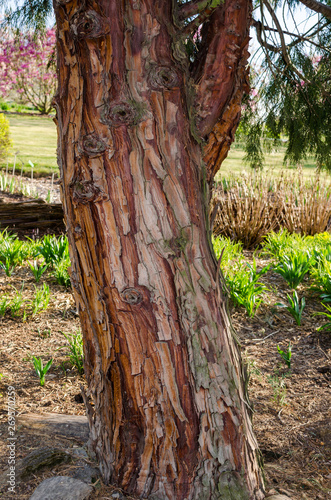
[121,288,143,305]
[102,100,145,127]
[79,134,107,157]
[71,10,107,39]
[149,65,180,90]
[72,180,106,204]
[74,225,83,238]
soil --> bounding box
[0,184,330,499]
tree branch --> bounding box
[251,19,280,53]
[297,0,331,21]
[177,0,210,21]
[263,0,313,85]
[193,0,251,138]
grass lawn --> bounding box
[217,142,320,181]
[0,112,324,180]
[0,113,58,177]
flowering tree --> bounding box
[0,28,56,114]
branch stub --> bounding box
[121,288,143,305]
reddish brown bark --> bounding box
[53,0,264,498]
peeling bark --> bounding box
[53,0,264,498]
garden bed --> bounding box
[0,224,330,499]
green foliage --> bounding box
[310,257,331,302]
[277,342,292,369]
[0,113,12,160]
[32,356,53,386]
[0,296,8,317]
[9,286,25,317]
[276,291,305,326]
[274,250,312,289]
[28,260,48,282]
[38,235,69,266]
[31,283,50,315]
[224,260,269,317]
[314,303,331,332]
[51,257,71,288]
[60,330,84,375]
[212,235,243,266]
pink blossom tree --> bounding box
[0,28,56,114]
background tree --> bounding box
[0,28,56,114]
[1,0,330,498]
[0,113,11,160]
[244,0,331,169]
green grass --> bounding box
[216,142,318,180]
[0,113,58,177]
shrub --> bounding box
[0,113,12,160]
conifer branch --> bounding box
[297,0,331,21]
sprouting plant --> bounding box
[310,258,331,303]
[276,291,305,326]
[262,229,293,259]
[314,303,331,332]
[277,342,292,369]
[212,235,243,267]
[0,237,26,268]
[28,260,48,283]
[38,235,69,267]
[0,259,16,277]
[31,283,50,315]
[9,285,25,318]
[32,357,53,386]
[59,330,84,375]
[51,257,71,287]
[267,374,287,406]
[0,297,8,317]
[225,261,269,317]
[274,250,312,289]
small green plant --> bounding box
[38,235,69,267]
[314,303,331,332]
[274,250,312,289]
[310,258,331,302]
[276,291,305,326]
[59,330,84,375]
[267,374,287,406]
[31,283,50,315]
[32,356,53,386]
[225,261,269,317]
[262,229,293,259]
[29,260,48,282]
[277,342,292,369]
[212,235,243,267]
[9,286,25,318]
[0,258,16,277]
[51,257,71,287]
[0,297,8,317]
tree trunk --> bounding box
[53,0,265,498]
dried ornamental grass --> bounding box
[280,171,331,235]
[212,170,331,248]
[211,172,281,248]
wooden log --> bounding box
[0,201,65,232]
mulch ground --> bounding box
[0,187,330,499]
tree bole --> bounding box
[53,0,265,498]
